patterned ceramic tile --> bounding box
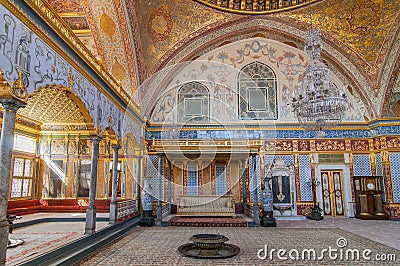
[375,153,385,201]
[146,125,400,141]
[353,155,372,176]
[216,164,226,196]
[265,155,294,166]
[146,155,164,200]
[249,156,255,202]
[187,165,198,196]
[389,152,400,203]
[299,155,312,201]
[256,155,261,201]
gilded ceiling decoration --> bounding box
[47,0,83,13]
[136,0,234,75]
[287,0,400,71]
[47,0,90,31]
[45,0,399,118]
[18,87,86,125]
[100,7,117,39]
[194,0,320,14]
[83,0,139,100]
[148,5,173,42]
[46,1,98,59]
[62,17,90,31]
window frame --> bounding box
[178,82,210,123]
[10,155,35,199]
[238,61,278,120]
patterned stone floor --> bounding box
[6,212,109,266]
[77,218,400,265]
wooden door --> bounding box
[321,170,344,216]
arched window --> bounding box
[178,82,209,123]
[238,62,277,120]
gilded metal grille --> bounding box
[194,0,320,14]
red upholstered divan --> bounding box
[7,199,41,215]
[7,199,111,215]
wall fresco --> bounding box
[0,5,139,144]
[149,38,363,124]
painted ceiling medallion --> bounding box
[100,7,116,39]
[148,5,173,42]
[194,0,321,14]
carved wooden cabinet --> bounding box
[353,176,387,220]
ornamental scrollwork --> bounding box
[351,140,369,151]
[0,70,29,102]
[315,140,345,151]
[386,137,400,149]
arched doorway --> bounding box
[12,84,95,200]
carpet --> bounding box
[77,227,400,265]
[169,216,248,227]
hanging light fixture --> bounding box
[291,3,348,135]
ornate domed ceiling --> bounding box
[45,0,400,118]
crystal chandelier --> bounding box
[291,7,348,134]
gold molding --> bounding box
[73,30,93,37]
[0,0,142,122]
[58,12,86,18]
[15,123,41,135]
[145,118,400,132]
[151,139,262,153]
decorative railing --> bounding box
[117,200,138,220]
[162,203,171,217]
[245,202,254,218]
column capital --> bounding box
[0,70,28,106]
[111,143,121,150]
[89,135,102,144]
[0,98,26,111]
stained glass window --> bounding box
[238,61,277,120]
[24,159,32,176]
[22,179,31,197]
[11,158,34,198]
[78,160,91,197]
[178,82,209,123]
[11,179,22,198]
[13,158,24,176]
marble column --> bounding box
[136,156,142,203]
[84,136,101,235]
[0,70,28,264]
[109,143,121,224]
[0,99,26,264]
[167,159,172,203]
[252,154,260,226]
[156,153,163,226]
